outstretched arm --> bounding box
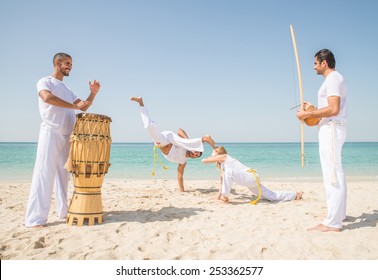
[177,163,187,192]
[78,80,101,111]
[201,154,226,164]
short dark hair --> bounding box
[315,49,336,69]
[53,53,71,65]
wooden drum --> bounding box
[65,113,112,226]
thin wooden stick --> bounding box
[290,24,305,167]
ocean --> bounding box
[0,142,377,183]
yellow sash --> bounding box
[152,145,168,176]
[248,169,262,205]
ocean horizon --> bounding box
[1,142,377,183]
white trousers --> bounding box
[25,127,70,227]
[140,106,204,152]
[222,170,296,201]
[319,123,347,228]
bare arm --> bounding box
[39,90,91,110]
[201,154,227,164]
[177,163,187,192]
[216,175,223,200]
[297,96,340,121]
[78,80,101,111]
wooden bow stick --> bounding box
[290,24,305,167]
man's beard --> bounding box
[60,68,70,76]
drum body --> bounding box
[65,113,112,226]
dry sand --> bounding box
[1,178,377,260]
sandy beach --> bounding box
[1,178,377,260]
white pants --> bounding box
[222,170,296,201]
[25,127,70,227]
[319,123,347,228]
[140,106,204,152]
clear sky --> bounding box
[1,0,377,143]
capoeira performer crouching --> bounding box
[202,146,303,204]
[131,96,216,192]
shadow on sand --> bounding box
[103,206,209,224]
[343,210,378,230]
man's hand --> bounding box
[302,101,313,110]
[75,100,92,111]
[89,80,101,95]
[296,101,312,121]
[296,108,309,121]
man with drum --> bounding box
[25,53,101,228]
[131,96,216,192]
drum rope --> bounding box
[65,114,112,176]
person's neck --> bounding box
[323,68,335,78]
[51,70,64,81]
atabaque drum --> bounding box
[65,113,112,226]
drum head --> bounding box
[76,113,112,122]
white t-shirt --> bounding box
[37,76,78,135]
[164,145,187,164]
[318,71,347,124]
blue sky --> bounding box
[1,0,377,142]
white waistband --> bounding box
[318,119,346,127]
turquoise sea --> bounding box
[0,142,377,182]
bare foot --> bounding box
[202,135,216,148]
[130,96,144,106]
[210,194,222,201]
[214,199,229,204]
[30,224,47,229]
[307,224,341,232]
[295,191,304,200]
[221,196,229,203]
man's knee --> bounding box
[177,128,188,138]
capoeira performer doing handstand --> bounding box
[131,96,216,192]
[202,146,303,204]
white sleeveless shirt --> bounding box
[164,146,187,164]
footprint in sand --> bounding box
[166,232,173,242]
[115,222,128,234]
[1,245,9,251]
[34,237,46,249]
